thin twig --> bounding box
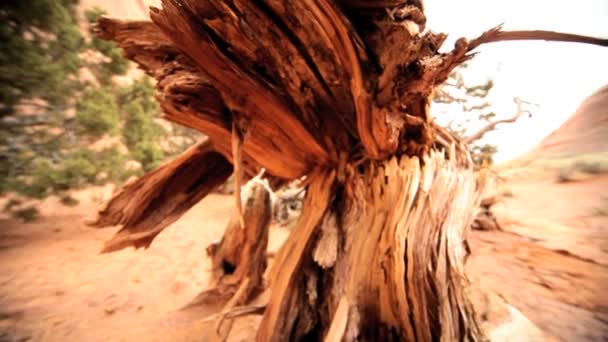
[201,304,266,324]
[213,277,252,342]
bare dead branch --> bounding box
[86,140,233,252]
[468,25,608,51]
[464,97,535,144]
[201,304,266,324]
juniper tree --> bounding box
[0,2,173,218]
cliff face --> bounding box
[535,84,608,156]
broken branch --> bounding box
[86,140,232,252]
[468,25,608,51]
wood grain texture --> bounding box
[87,140,232,252]
[92,0,608,339]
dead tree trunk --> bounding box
[262,150,481,341]
[90,1,607,340]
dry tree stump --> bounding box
[194,181,272,307]
[88,0,607,340]
[263,150,481,341]
[192,181,272,341]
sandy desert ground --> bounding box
[0,189,290,341]
[0,169,606,341]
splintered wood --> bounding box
[191,182,272,307]
[90,0,608,340]
[87,140,232,252]
[258,151,480,341]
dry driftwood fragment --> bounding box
[189,182,272,341]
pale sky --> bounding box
[425,0,608,162]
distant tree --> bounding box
[0,2,198,220]
[432,65,534,166]
[76,86,121,136]
[119,78,166,171]
[0,1,84,118]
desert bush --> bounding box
[11,206,40,222]
[60,195,79,207]
[0,3,197,221]
[575,160,608,174]
[556,168,575,183]
[76,87,120,137]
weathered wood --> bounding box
[259,169,336,341]
[259,150,481,341]
[94,17,299,179]
[469,230,608,341]
[149,1,330,170]
[86,140,232,252]
[92,0,608,340]
[190,182,272,307]
[91,1,486,339]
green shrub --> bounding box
[0,3,184,214]
[12,206,40,222]
[12,147,131,198]
[60,195,79,207]
[131,141,164,172]
[76,87,120,136]
[85,7,129,85]
[122,98,166,171]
